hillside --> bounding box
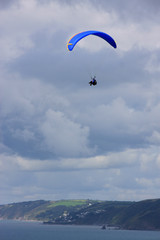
[115,198,160,230]
[0,200,98,221]
[0,199,160,230]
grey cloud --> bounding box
[90,0,160,23]
[0,0,18,9]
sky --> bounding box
[1,0,160,204]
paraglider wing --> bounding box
[67,30,117,51]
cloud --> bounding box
[1,146,160,202]
[1,0,160,203]
[40,109,92,157]
[147,131,160,145]
[0,70,94,158]
[145,53,160,73]
[0,0,18,9]
[1,0,160,65]
[0,147,158,172]
[136,177,160,190]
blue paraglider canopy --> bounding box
[67,30,117,51]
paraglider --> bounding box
[67,30,117,85]
[67,30,117,51]
[89,76,97,86]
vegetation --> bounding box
[47,199,89,208]
[0,198,160,230]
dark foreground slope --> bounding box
[0,199,160,230]
[115,199,160,230]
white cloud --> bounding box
[147,131,160,145]
[0,147,155,172]
[115,24,160,52]
[40,109,91,157]
[1,146,160,202]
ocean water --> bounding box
[0,220,160,240]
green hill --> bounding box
[0,199,160,230]
[0,199,96,221]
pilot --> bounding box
[89,76,97,86]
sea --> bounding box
[0,220,160,240]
